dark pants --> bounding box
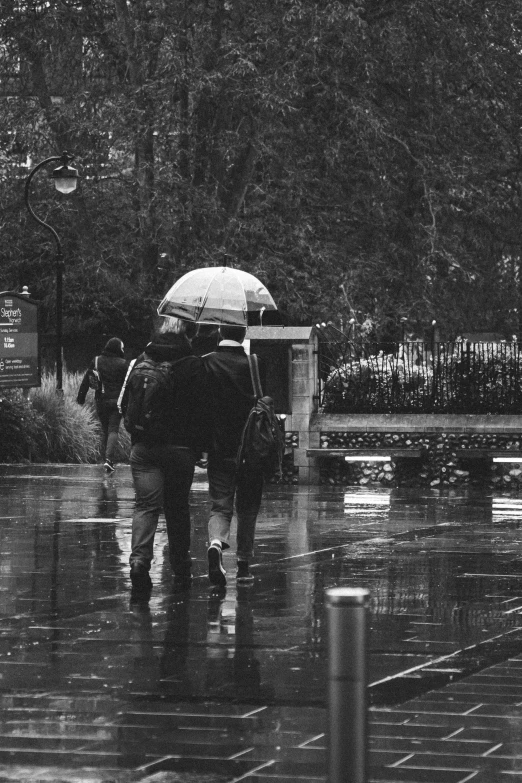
[130,441,196,569]
[207,455,263,561]
[96,397,122,463]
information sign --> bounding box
[0,292,40,389]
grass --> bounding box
[22,369,132,464]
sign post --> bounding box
[0,292,40,390]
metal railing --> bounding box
[318,334,522,414]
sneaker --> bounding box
[237,561,254,582]
[104,459,115,474]
[130,561,152,589]
[208,543,226,587]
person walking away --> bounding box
[204,324,265,586]
[77,337,128,473]
[124,316,211,590]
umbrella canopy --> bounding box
[157,266,280,326]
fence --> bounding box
[318,333,522,414]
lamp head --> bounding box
[51,152,79,194]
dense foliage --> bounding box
[322,341,522,413]
[30,372,102,462]
[0,389,42,461]
[2,0,522,354]
[0,371,130,463]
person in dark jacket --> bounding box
[126,316,211,590]
[204,324,265,586]
[77,337,128,473]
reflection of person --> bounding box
[204,325,265,586]
[96,477,119,519]
[205,587,272,702]
[126,316,211,590]
[77,337,128,473]
[233,587,262,700]
[160,591,191,694]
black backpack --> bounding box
[123,355,187,440]
[236,354,285,480]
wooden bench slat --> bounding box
[450,449,489,459]
[306,448,422,459]
[456,449,522,459]
[307,448,522,462]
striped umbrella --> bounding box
[157,266,280,326]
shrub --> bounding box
[0,389,42,462]
[0,369,130,464]
[30,371,101,462]
[323,349,432,413]
[67,370,131,462]
[321,341,522,414]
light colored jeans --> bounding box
[130,442,196,569]
[207,456,263,561]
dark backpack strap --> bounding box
[247,354,263,399]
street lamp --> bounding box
[24,151,79,393]
[400,317,408,342]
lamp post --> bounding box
[24,151,79,393]
[400,317,408,342]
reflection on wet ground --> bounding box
[1,464,522,780]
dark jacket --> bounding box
[77,348,128,404]
[125,332,211,452]
[204,345,265,459]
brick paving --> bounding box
[1,466,522,781]
[369,656,522,781]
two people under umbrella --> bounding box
[122,317,267,591]
[121,265,278,591]
[79,267,277,590]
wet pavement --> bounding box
[1,467,522,781]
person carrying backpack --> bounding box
[203,324,269,586]
[123,316,211,590]
[77,337,129,473]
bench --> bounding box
[306,448,423,461]
[456,449,522,462]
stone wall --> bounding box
[267,431,299,485]
[318,430,522,488]
[308,414,522,488]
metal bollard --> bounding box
[326,587,369,783]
